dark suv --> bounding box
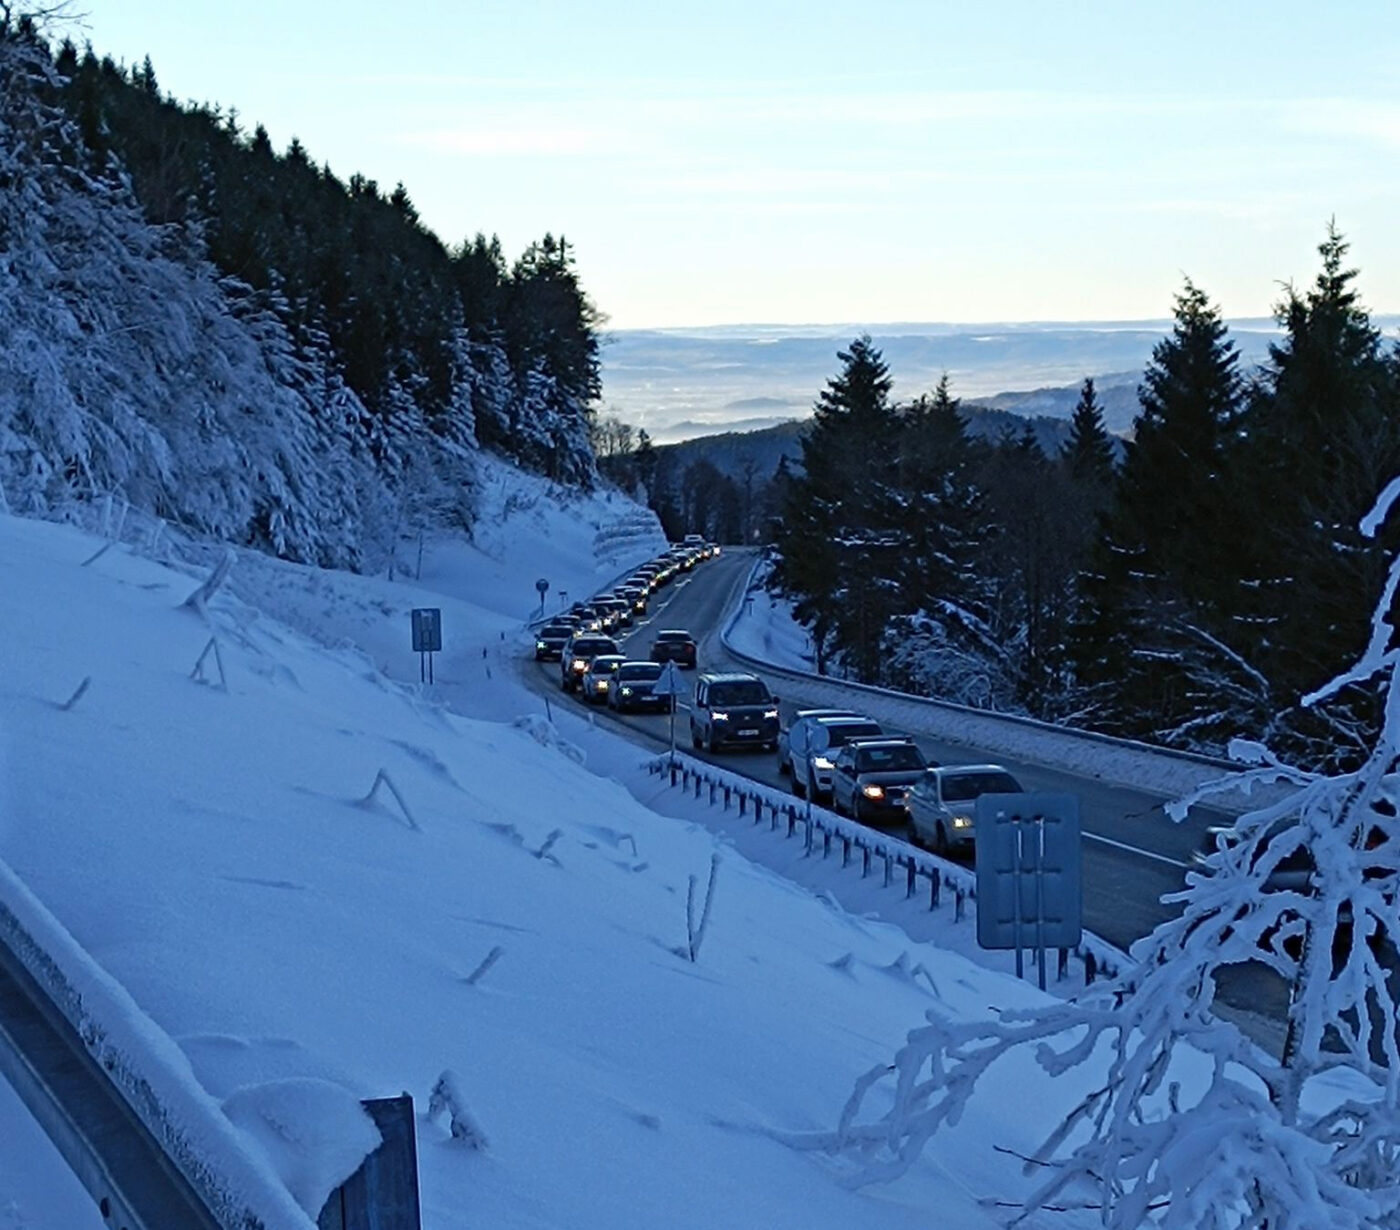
[534,622,576,661]
[689,672,779,752]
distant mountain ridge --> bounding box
[605,318,1400,444]
[651,399,1096,485]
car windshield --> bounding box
[824,723,882,746]
[711,681,772,706]
[590,657,623,674]
[618,663,662,682]
[571,638,616,656]
[657,631,692,643]
[942,771,1022,801]
[856,745,925,771]
[541,624,572,637]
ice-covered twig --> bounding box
[359,770,420,831]
[686,854,721,962]
[57,676,91,711]
[534,829,563,861]
[81,540,115,567]
[464,946,504,987]
[428,1071,488,1149]
[190,638,227,689]
[181,550,234,615]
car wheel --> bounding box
[705,727,717,754]
[691,724,702,749]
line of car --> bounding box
[535,538,717,710]
[779,708,1025,856]
[533,543,1024,860]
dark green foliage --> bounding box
[1071,279,1251,745]
[1062,377,1116,487]
[1232,225,1400,762]
[49,48,602,486]
[772,337,906,678]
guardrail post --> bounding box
[883,850,892,888]
[709,782,716,805]
[786,807,796,837]
[861,846,870,878]
[930,873,940,911]
[1057,947,1068,982]
[842,836,850,868]
[1084,949,1098,986]
[724,785,731,809]
[906,859,915,898]
[739,793,747,818]
[954,887,965,922]
[823,829,831,859]
[694,774,701,799]
[770,803,778,831]
[670,761,678,787]
[805,818,813,856]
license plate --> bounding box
[739,728,758,737]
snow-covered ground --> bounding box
[0,468,1312,1228]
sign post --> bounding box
[974,793,1081,991]
[652,661,685,762]
[411,608,442,684]
[534,577,549,617]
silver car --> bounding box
[787,715,883,802]
[908,765,1024,855]
[776,708,859,774]
[580,654,626,704]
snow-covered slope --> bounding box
[0,489,1114,1229]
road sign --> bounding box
[975,793,1082,990]
[652,661,684,696]
[411,608,442,684]
[652,661,685,762]
[411,608,442,652]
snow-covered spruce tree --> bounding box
[788,478,1400,1228]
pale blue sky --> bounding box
[77,1,1400,328]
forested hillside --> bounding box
[770,245,1400,766]
[596,402,1077,545]
[0,18,604,570]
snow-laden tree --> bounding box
[789,477,1400,1227]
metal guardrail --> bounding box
[646,752,1123,986]
[0,898,226,1230]
[717,555,1290,812]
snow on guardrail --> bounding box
[645,752,1124,987]
[0,856,318,1230]
[721,555,1294,816]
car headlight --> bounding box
[861,784,885,799]
[598,680,609,689]
[951,814,974,829]
[572,659,587,671]
[620,687,633,696]
[536,640,547,650]
[763,708,779,720]
[812,756,834,770]
[710,710,730,722]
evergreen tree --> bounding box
[1073,279,1248,744]
[1243,227,1400,715]
[773,336,901,678]
[1061,377,1116,486]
